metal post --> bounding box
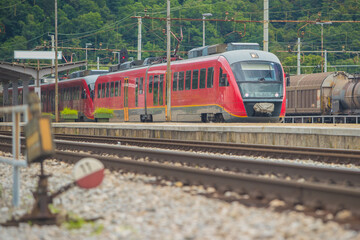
[263,0,269,52]
[166,0,171,121]
[202,13,212,47]
[12,111,20,206]
[324,50,327,72]
[55,0,59,122]
[203,16,205,47]
[97,57,99,70]
[86,46,88,70]
[138,17,142,60]
[316,22,332,73]
[297,37,301,75]
[51,34,54,77]
[320,23,324,72]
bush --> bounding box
[61,108,78,116]
[93,108,114,115]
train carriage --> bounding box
[94,49,286,122]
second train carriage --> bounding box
[94,49,286,122]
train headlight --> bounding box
[275,93,279,97]
[245,93,249,97]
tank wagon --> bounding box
[285,72,360,123]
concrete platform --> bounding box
[1,122,359,150]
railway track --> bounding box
[46,133,360,165]
[0,134,359,217]
[1,131,359,165]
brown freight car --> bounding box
[286,71,360,115]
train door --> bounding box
[124,77,129,121]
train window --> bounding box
[110,82,114,97]
[192,70,199,90]
[102,83,105,98]
[219,68,229,87]
[199,68,206,89]
[185,70,191,90]
[173,72,178,91]
[159,75,164,105]
[81,89,86,99]
[207,67,214,88]
[178,71,184,91]
[149,76,153,93]
[140,77,144,94]
[106,83,110,98]
[97,83,101,98]
[153,75,159,105]
[135,78,139,107]
[119,81,122,96]
[115,82,119,97]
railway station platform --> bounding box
[1,122,359,150]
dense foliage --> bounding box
[0,0,359,74]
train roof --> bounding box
[289,72,335,87]
[103,49,282,77]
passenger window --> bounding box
[110,82,114,97]
[178,71,184,91]
[115,82,118,97]
[106,82,110,97]
[192,70,199,89]
[159,75,164,105]
[199,68,206,89]
[219,67,229,87]
[153,75,159,105]
[207,67,214,88]
[140,77,144,94]
[97,84,101,98]
[149,76,153,93]
[185,70,191,90]
[173,72,178,91]
[119,81,122,96]
[102,83,105,98]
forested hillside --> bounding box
[0,0,359,74]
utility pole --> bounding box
[316,22,332,72]
[55,0,59,122]
[50,34,54,77]
[137,17,142,60]
[166,0,171,121]
[297,38,301,75]
[263,0,269,52]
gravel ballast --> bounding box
[0,158,359,240]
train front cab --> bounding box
[219,51,286,122]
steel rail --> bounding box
[0,136,358,187]
[48,149,360,217]
[53,133,360,165]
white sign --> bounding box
[73,158,105,189]
[14,51,62,60]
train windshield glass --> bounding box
[231,61,283,98]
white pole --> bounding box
[97,57,99,70]
[325,50,327,72]
[166,0,171,121]
[203,16,205,47]
[138,17,142,60]
[297,37,301,75]
[55,0,59,122]
[51,35,54,76]
[263,0,269,52]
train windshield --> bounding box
[231,61,283,98]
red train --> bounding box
[7,71,104,121]
[94,48,286,122]
[7,45,286,123]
